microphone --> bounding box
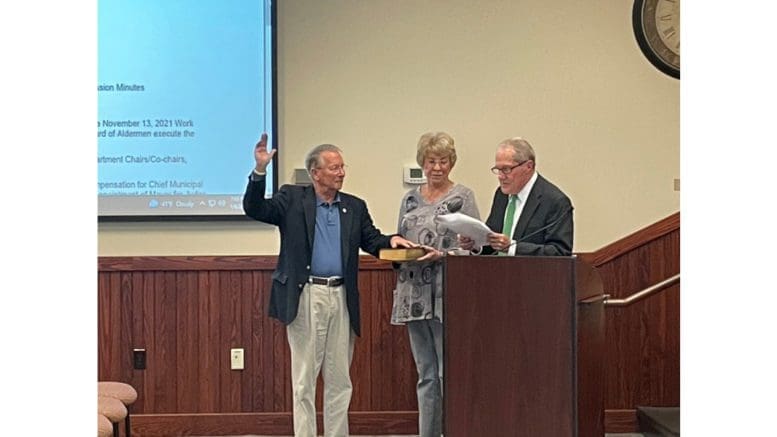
[509,205,574,247]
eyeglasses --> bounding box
[424,158,451,168]
[490,161,528,175]
[319,164,348,173]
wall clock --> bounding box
[633,0,680,79]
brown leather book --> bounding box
[379,247,426,261]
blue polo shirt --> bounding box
[310,193,343,277]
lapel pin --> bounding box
[342,208,347,213]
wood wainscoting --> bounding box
[98,212,679,436]
[580,212,680,433]
[98,256,418,436]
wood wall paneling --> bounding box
[98,257,419,436]
[582,212,680,432]
[98,212,679,435]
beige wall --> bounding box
[98,0,679,256]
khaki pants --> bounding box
[287,282,355,437]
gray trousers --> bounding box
[407,319,443,437]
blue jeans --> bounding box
[408,319,443,437]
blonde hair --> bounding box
[416,132,457,167]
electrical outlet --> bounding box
[133,348,146,370]
[230,348,244,370]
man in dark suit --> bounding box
[461,137,573,255]
[243,133,418,437]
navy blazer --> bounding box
[243,175,394,336]
[483,173,573,256]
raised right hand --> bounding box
[254,133,276,172]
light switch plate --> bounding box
[230,348,244,370]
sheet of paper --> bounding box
[434,213,492,247]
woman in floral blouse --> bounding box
[391,131,480,437]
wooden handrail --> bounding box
[603,274,680,307]
[580,212,679,267]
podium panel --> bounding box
[443,255,604,437]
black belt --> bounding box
[308,276,344,287]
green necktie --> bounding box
[500,195,517,255]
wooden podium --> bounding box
[443,255,605,437]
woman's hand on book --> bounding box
[416,245,445,262]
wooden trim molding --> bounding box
[132,411,417,437]
[579,212,679,267]
[98,254,394,271]
[604,409,638,433]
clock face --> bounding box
[655,0,680,57]
[633,0,680,79]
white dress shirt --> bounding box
[505,171,538,256]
